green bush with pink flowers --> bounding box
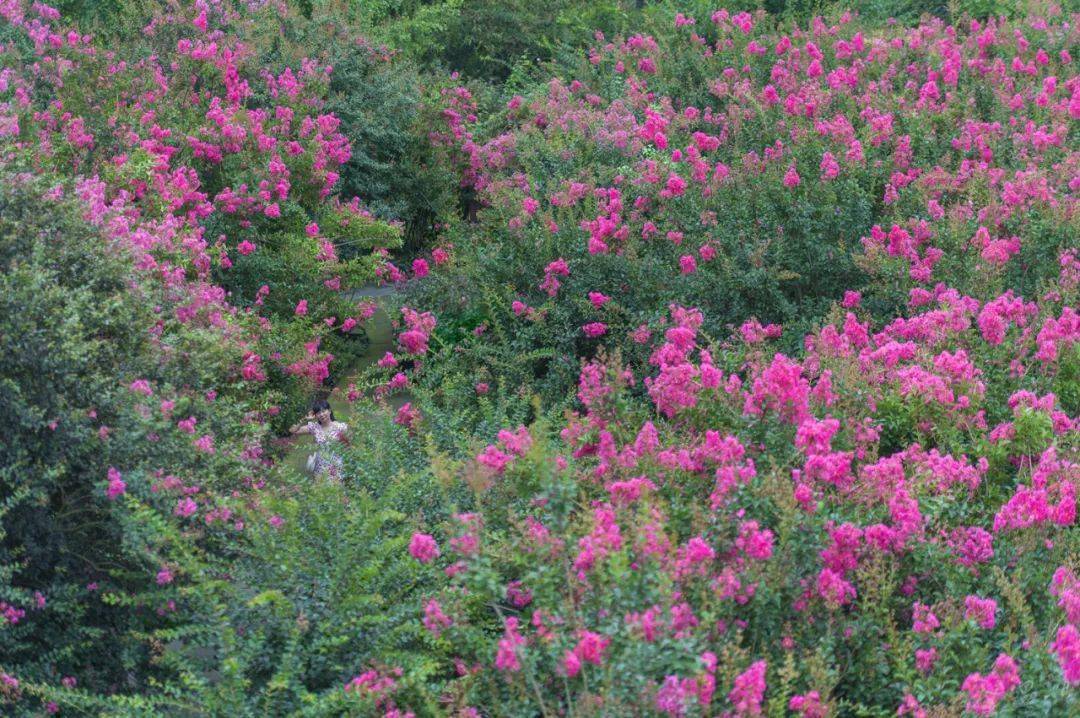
[1,1,1078,717]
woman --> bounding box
[289,399,348,477]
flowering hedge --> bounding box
[353,4,1078,716]
[394,273,1077,714]
[0,0,401,711]
[1,1,1078,717]
[395,3,1077,426]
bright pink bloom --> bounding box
[409,533,439,563]
[961,654,1020,716]
[563,650,581,677]
[912,603,939,634]
[728,660,766,716]
[174,497,197,518]
[495,617,526,672]
[422,599,452,637]
[572,631,609,666]
[783,163,801,187]
[789,691,825,718]
[915,648,938,674]
[106,467,126,500]
[582,322,608,338]
[1050,624,1080,685]
[664,172,687,197]
[964,596,998,629]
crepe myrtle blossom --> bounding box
[398,307,437,355]
[788,691,826,718]
[409,533,439,563]
[540,257,570,296]
[1050,624,1080,685]
[6,3,1080,713]
[174,497,198,518]
[422,599,452,637]
[495,617,526,672]
[393,9,1080,714]
[782,163,801,187]
[964,596,998,629]
[728,660,766,716]
[106,467,126,500]
[582,322,608,338]
[961,654,1020,716]
[915,648,938,674]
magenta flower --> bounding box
[915,647,938,674]
[1050,624,1080,685]
[961,654,1020,716]
[588,291,611,308]
[582,322,608,338]
[408,533,439,563]
[782,163,801,188]
[728,660,766,716]
[106,467,126,500]
[789,691,825,718]
[912,603,940,634]
[964,596,998,629]
[663,172,687,197]
[174,498,198,518]
[562,650,581,677]
[128,379,152,396]
[495,617,526,672]
[817,568,856,607]
[422,599,452,637]
[573,631,609,666]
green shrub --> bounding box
[0,170,263,705]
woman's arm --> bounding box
[289,415,315,435]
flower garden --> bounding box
[0,0,1077,715]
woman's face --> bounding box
[316,408,332,424]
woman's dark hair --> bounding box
[311,398,335,421]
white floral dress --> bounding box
[306,420,347,476]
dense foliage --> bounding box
[398,1,1077,422]
[1,0,1077,717]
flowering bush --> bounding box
[1,1,1078,716]
[398,269,1076,713]
[0,0,399,710]
[396,1,1077,429]
[0,165,266,709]
[0,0,404,426]
[354,3,1078,716]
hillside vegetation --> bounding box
[0,1,1077,716]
